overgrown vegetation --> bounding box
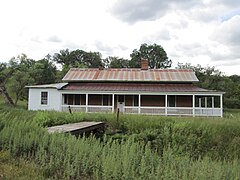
[0,150,46,179]
[0,104,240,179]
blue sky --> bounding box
[0,0,240,75]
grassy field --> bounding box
[0,102,240,179]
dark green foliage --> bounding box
[129,43,171,68]
[30,58,57,85]
[0,54,57,105]
[1,106,240,179]
[104,56,129,68]
[53,49,103,78]
[33,111,110,127]
[0,150,46,179]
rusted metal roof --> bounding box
[62,68,199,82]
[62,83,210,92]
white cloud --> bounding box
[0,0,240,75]
[110,0,203,24]
[212,15,240,46]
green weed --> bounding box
[0,108,240,179]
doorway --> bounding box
[117,95,125,112]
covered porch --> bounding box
[61,93,223,117]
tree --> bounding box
[129,43,171,68]
[0,54,38,106]
[0,62,15,105]
[177,63,222,89]
[104,56,129,68]
[52,49,72,66]
[53,49,103,68]
[53,49,103,79]
[8,54,35,105]
[0,54,59,106]
[31,58,57,85]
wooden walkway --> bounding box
[47,121,105,135]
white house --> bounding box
[27,61,224,117]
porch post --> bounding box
[212,96,214,108]
[165,94,168,116]
[61,94,64,111]
[112,94,115,113]
[199,98,201,107]
[205,97,207,108]
[220,94,223,117]
[192,95,195,117]
[86,93,88,113]
[138,94,141,114]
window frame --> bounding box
[41,91,48,105]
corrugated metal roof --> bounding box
[26,83,68,89]
[62,68,199,82]
[62,83,209,92]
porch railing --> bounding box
[62,105,86,112]
[124,106,165,115]
[62,105,112,113]
[88,105,112,113]
[167,107,193,116]
[195,108,222,116]
[62,105,222,117]
[124,106,139,114]
[141,107,165,115]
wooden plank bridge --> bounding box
[47,121,105,135]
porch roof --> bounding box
[62,68,199,83]
[61,82,217,93]
[26,83,68,89]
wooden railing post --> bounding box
[220,94,223,117]
[193,95,195,117]
[112,94,115,113]
[86,93,88,113]
[138,94,141,114]
[165,94,168,116]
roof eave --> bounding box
[25,83,68,90]
[62,80,199,83]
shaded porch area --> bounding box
[61,93,223,117]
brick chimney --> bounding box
[141,59,148,70]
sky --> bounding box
[0,0,240,75]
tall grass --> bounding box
[0,107,240,179]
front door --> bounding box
[117,95,125,112]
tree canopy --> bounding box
[0,54,58,106]
[104,56,129,68]
[0,45,239,108]
[129,43,172,68]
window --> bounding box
[133,95,139,106]
[41,92,48,105]
[75,94,81,105]
[103,95,112,106]
[63,94,82,105]
[68,95,74,105]
[168,95,176,107]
